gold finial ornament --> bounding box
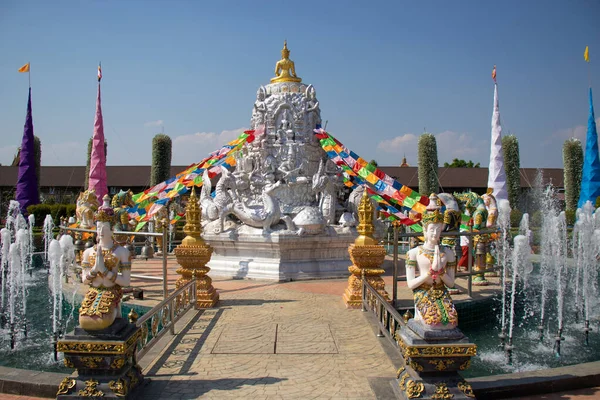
[343,187,389,308]
[173,185,218,308]
[355,188,377,246]
[182,187,204,246]
[271,40,302,83]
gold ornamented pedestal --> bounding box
[174,188,219,308]
[343,189,390,308]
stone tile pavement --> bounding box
[139,281,398,399]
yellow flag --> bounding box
[18,63,30,73]
[584,46,590,62]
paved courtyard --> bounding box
[137,278,398,399]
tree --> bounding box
[443,159,480,168]
[150,134,173,186]
[369,159,378,167]
[84,137,108,190]
[563,138,583,210]
[502,135,521,209]
[418,133,439,195]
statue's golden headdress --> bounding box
[281,40,290,58]
[95,194,115,224]
[421,193,444,226]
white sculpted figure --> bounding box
[405,194,458,330]
[305,85,321,130]
[79,195,132,331]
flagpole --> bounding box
[28,62,31,88]
[589,59,592,89]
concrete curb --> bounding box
[0,308,201,398]
[469,360,600,399]
[0,365,65,398]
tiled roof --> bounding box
[0,165,564,191]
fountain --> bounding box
[0,201,34,349]
[461,182,600,378]
[48,239,64,360]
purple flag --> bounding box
[15,88,39,214]
[88,82,108,203]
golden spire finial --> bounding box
[271,40,302,83]
[182,186,205,246]
[354,188,377,246]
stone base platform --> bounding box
[56,318,144,399]
[203,224,357,281]
[392,322,477,399]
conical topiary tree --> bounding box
[563,138,583,211]
[150,134,172,186]
[84,137,108,190]
[418,133,439,195]
[502,135,521,209]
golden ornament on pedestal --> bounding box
[343,189,390,308]
[173,187,219,308]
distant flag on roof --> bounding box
[98,63,102,82]
[487,69,509,202]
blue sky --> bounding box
[1,0,599,169]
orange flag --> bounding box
[18,63,30,73]
[492,65,497,82]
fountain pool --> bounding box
[0,254,148,373]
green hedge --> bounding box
[27,203,76,227]
[510,209,523,228]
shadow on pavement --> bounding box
[218,298,295,307]
[140,377,287,399]
[145,308,223,377]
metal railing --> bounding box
[362,277,405,350]
[135,279,197,360]
[60,225,170,301]
[385,227,501,302]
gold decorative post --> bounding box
[173,187,219,308]
[343,189,389,308]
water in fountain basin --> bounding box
[462,188,600,377]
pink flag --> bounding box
[88,82,108,203]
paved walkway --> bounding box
[138,279,397,399]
